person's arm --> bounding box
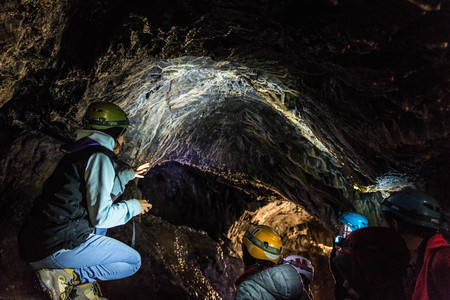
[85,152,141,228]
[110,162,150,200]
[429,249,450,299]
[110,167,135,200]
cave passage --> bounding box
[1,1,448,297]
[0,56,414,300]
[98,57,387,299]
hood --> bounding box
[61,130,115,153]
[426,234,448,252]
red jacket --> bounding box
[412,234,450,300]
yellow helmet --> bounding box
[243,225,282,265]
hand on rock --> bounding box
[139,200,152,215]
[134,162,151,178]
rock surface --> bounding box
[0,0,449,299]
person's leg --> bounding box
[94,227,107,235]
[30,234,141,283]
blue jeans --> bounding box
[29,234,141,283]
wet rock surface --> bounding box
[0,0,449,299]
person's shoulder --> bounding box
[272,263,298,273]
[238,265,303,298]
[428,234,450,250]
[433,245,450,259]
[429,235,450,270]
[256,265,303,289]
[89,149,113,158]
[88,150,115,166]
[253,264,296,276]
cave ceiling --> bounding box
[0,0,449,279]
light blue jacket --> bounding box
[236,264,308,300]
[76,130,141,228]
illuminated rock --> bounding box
[0,0,448,299]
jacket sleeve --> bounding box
[429,248,450,299]
[85,152,141,228]
[110,168,135,200]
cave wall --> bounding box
[1,0,449,220]
[0,0,449,299]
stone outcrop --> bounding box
[0,0,449,299]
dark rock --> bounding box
[0,0,449,299]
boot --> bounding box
[37,268,80,300]
[71,281,108,300]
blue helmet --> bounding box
[381,190,440,230]
[338,211,368,230]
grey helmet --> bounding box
[381,189,440,230]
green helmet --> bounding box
[83,102,130,130]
